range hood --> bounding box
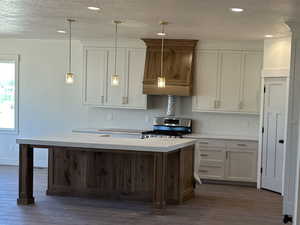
[142,39,198,96]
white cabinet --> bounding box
[125,49,147,108]
[197,139,258,183]
[225,150,257,182]
[83,47,147,109]
[83,48,108,105]
[192,50,262,114]
[193,50,219,110]
[240,52,263,113]
[219,51,243,111]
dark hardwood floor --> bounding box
[0,165,283,225]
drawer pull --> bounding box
[199,142,209,144]
[237,144,247,147]
[199,170,208,173]
[200,154,209,157]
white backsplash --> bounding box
[87,95,259,137]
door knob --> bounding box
[279,140,284,144]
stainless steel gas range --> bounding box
[141,116,192,139]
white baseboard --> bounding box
[0,157,48,168]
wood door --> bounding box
[83,48,108,105]
[261,78,287,193]
[106,48,126,106]
[240,52,263,113]
[218,51,243,111]
[125,48,147,109]
[192,50,219,111]
[225,150,257,182]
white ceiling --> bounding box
[0,0,297,40]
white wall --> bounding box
[263,36,291,71]
[0,39,261,167]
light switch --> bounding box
[107,113,113,121]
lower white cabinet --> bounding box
[198,139,258,183]
[83,46,147,109]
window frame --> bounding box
[0,54,19,134]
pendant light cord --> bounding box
[68,20,72,73]
[160,24,164,77]
[114,22,118,75]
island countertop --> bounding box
[16,133,197,152]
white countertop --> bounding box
[184,133,258,141]
[16,133,197,152]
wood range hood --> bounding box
[142,39,198,96]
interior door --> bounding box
[261,78,287,193]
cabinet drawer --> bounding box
[199,149,224,161]
[197,139,226,148]
[199,165,224,178]
[227,141,258,150]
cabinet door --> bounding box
[240,52,262,113]
[225,150,257,182]
[218,51,243,111]
[192,50,219,111]
[106,48,126,106]
[125,49,147,109]
[83,48,108,105]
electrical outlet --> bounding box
[145,115,150,123]
[107,113,113,121]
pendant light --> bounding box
[111,20,122,87]
[65,19,75,84]
[157,21,168,88]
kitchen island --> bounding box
[16,134,196,209]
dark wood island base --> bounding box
[17,144,195,209]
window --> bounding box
[0,55,19,133]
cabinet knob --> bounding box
[199,170,208,173]
[200,154,209,157]
[237,144,247,147]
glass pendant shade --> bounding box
[111,20,122,87]
[157,21,168,88]
[157,76,166,88]
[111,74,120,86]
[65,19,75,84]
[65,72,75,84]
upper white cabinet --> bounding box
[84,48,108,105]
[241,52,263,113]
[219,51,243,111]
[83,47,147,109]
[193,51,219,110]
[192,50,262,114]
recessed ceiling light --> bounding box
[88,6,101,11]
[57,30,66,34]
[265,35,273,38]
[157,32,166,36]
[230,8,244,12]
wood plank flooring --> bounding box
[0,165,283,225]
